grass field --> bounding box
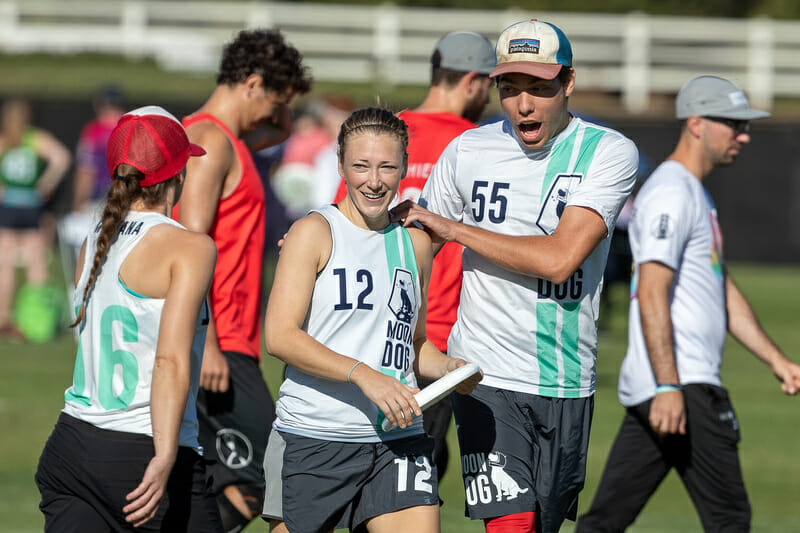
[1,262,799,532]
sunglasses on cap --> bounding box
[704,116,751,135]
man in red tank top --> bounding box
[333,31,496,482]
[173,29,311,532]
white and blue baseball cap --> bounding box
[490,19,573,80]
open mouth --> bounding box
[518,121,542,140]
[361,191,385,200]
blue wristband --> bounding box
[655,383,682,394]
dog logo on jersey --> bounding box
[216,428,253,469]
[488,452,529,501]
[388,268,416,323]
[536,173,582,234]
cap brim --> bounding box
[490,61,563,80]
[711,108,771,120]
[189,143,206,156]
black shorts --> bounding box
[280,432,439,533]
[197,351,275,493]
[35,412,223,532]
[0,205,42,229]
[452,384,593,533]
[577,384,750,533]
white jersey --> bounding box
[420,117,638,398]
[618,161,727,406]
[63,211,208,451]
[275,205,424,442]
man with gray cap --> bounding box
[576,75,800,533]
[392,19,638,533]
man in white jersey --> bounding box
[576,76,800,532]
[393,19,639,533]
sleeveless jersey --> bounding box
[0,128,44,207]
[333,110,476,352]
[275,205,424,442]
[63,211,208,450]
[421,117,639,398]
[618,161,727,407]
[175,113,265,359]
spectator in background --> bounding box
[174,28,311,533]
[0,98,70,340]
[73,85,127,213]
[271,96,354,219]
[58,86,127,293]
[307,95,355,210]
[576,75,800,533]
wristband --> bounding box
[655,383,682,394]
[347,361,363,383]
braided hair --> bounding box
[70,165,178,327]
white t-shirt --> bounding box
[63,211,207,451]
[420,117,639,398]
[618,160,727,407]
[275,205,424,442]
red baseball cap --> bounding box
[107,105,206,187]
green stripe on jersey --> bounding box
[536,302,559,387]
[561,300,581,390]
[540,127,577,201]
[383,224,418,288]
[573,126,605,175]
[536,301,583,397]
[535,123,604,397]
[383,225,403,277]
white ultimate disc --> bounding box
[381,362,481,432]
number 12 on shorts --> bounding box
[394,456,433,493]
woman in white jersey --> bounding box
[35,106,222,532]
[262,107,481,533]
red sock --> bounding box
[484,512,536,533]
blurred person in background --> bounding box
[174,28,311,532]
[0,97,70,340]
[35,105,220,532]
[58,85,127,300]
[73,85,127,213]
[270,96,354,219]
[576,75,800,533]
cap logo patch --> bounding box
[509,38,540,54]
[728,91,748,107]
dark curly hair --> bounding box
[217,28,312,95]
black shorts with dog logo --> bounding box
[452,384,593,533]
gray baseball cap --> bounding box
[676,75,770,120]
[433,31,496,75]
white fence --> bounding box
[1,0,798,112]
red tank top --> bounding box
[175,113,265,359]
[333,110,476,352]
